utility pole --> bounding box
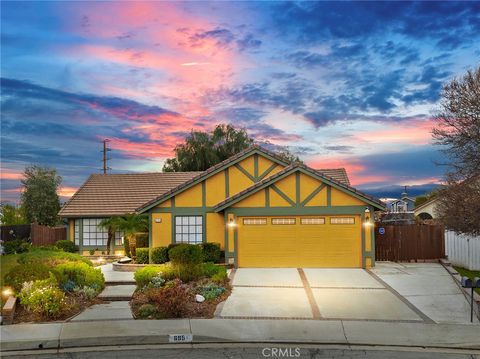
[102,139,111,174]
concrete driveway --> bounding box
[219,268,425,322]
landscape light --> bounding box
[2,287,13,297]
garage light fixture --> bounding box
[227,218,237,228]
[364,207,372,227]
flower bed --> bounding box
[1,247,105,323]
[130,244,231,319]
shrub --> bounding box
[137,303,156,318]
[17,249,92,267]
[166,243,182,260]
[136,248,149,264]
[199,283,226,301]
[136,233,149,248]
[4,262,52,292]
[202,262,228,281]
[55,240,78,253]
[134,264,175,288]
[151,247,168,264]
[200,243,221,263]
[168,244,203,265]
[4,239,30,254]
[148,279,190,318]
[150,274,165,288]
[89,249,95,255]
[19,275,66,318]
[73,286,98,300]
[211,268,228,283]
[54,262,105,293]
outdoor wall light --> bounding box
[364,207,372,227]
[2,287,13,298]
[227,218,237,228]
[155,218,162,223]
[461,276,480,322]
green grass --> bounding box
[0,254,19,287]
[454,266,480,294]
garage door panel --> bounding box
[238,216,361,268]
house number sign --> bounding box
[169,334,193,343]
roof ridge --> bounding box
[59,174,95,214]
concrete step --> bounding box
[98,285,136,301]
[71,301,133,322]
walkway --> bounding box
[70,264,135,322]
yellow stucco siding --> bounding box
[206,213,224,249]
[233,190,266,208]
[365,225,372,251]
[331,187,366,206]
[68,219,74,242]
[238,156,255,176]
[175,183,203,207]
[305,186,328,206]
[156,200,171,208]
[152,213,172,247]
[258,156,276,175]
[206,172,226,206]
[365,258,372,268]
[229,165,254,196]
[274,174,296,202]
[269,188,292,207]
[299,173,322,203]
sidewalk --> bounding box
[2,319,480,352]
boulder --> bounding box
[195,294,205,303]
[118,257,132,264]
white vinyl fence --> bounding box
[445,230,480,271]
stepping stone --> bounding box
[98,285,136,301]
[71,301,133,321]
[99,264,135,284]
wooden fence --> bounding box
[375,224,445,262]
[445,230,480,271]
[0,223,66,246]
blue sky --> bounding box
[1,1,479,202]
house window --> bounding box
[272,218,296,225]
[301,218,325,225]
[81,218,123,246]
[330,217,355,224]
[74,220,80,245]
[243,218,267,225]
[175,216,203,244]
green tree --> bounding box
[20,165,62,226]
[98,217,122,255]
[163,124,253,172]
[105,214,148,258]
[0,203,27,225]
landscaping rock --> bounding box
[195,294,205,303]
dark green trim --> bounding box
[327,186,331,207]
[300,184,326,207]
[66,220,71,242]
[234,163,256,182]
[225,169,229,198]
[265,188,270,207]
[226,251,235,258]
[202,181,206,208]
[171,197,175,208]
[152,207,215,214]
[148,213,152,263]
[270,185,296,206]
[171,214,206,244]
[224,211,228,263]
[78,218,83,253]
[254,154,259,179]
[258,163,278,181]
[138,148,290,213]
[228,206,366,216]
[296,172,301,206]
[214,166,385,212]
[233,214,238,268]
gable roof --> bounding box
[136,145,291,213]
[316,168,350,186]
[59,172,199,217]
[213,163,385,212]
[413,197,438,212]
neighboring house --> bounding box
[414,197,439,220]
[59,146,385,268]
[389,189,415,213]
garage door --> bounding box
[237,216,362,268]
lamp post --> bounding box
[461,276,480,322]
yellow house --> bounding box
[60,146,385,268]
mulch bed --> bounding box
[131,280,232,319]
[13,295,102,324]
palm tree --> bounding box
[99,216,121,255]
[113,213,148,258]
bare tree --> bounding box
[432,66,480,180]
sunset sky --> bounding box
[1,1,479,203]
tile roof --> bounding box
[59,172,199,217]
[213,163,385,211]
[316,168,350,186]
[137,145,291,212]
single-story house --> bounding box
[389,189,415,213]
[414,197,439,220]
[59,146,385,268]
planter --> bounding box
[1,296,17,325]
[112,261,147,272]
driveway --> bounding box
[219,268,425,322]
[371,262,479,324]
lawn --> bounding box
[454,266,480,294]
[0,253,19,287]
